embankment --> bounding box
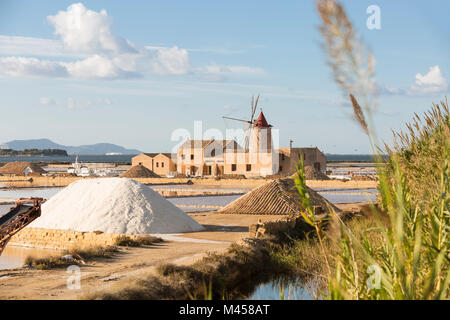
[8,228,146,250]
[0,175,378,189]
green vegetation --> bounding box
[86,234,322,300]
[25,245,118,270]
[0,148,68,156]
[292,0,450,300]
[114,235,163,247]
[293,102,449,299]
[87,0,448,300]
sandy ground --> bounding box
[0,204,365,300]
[0,213,286,300]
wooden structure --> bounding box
[119,164,160,178]
[0,198,43,256]
[218,178,339,215]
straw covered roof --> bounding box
[304,166,330,180]
[289,166,330,180]
[119,165,160,178]
[218,178,339,215]
[0,162,46,175]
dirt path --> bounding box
[0,214,284,300]
[0,205,366,300]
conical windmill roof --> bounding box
[255,111,270,128]
[218,178,339,215]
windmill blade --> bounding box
[250,94,260,123]
[222,116,252,124]
[243,122,252,150]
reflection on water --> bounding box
[0,187,63,200]
[0,186,378,210]
[317,188,378,204]
[0,204,12,215]
[168,195,241,207]
[0,246,60,270]
[247,277,318,300]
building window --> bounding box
[139,162,142,165]
[246,164,251,171]
[281,154,285,161]
[191,154,194,160]
[231,164,236,171]
[211,149,215,157]
[156,162,159,167]
[161,162,164,168]
[279,166,283,172]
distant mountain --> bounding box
[1,139,142,155]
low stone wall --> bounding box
[249,216,313,238]
[305,180,378,189]
[0,175,90,188]
[0,175,377,189]
[8,228,143,250]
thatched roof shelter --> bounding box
[218,178,339,215]
[0,162,46,176]
[304,166,330,180]
[290,166,330,180]
[119,165,160,178]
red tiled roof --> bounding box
[255,111,270,128]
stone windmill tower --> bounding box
[249,109,273,155]
[222,95,273,153]
[223,95,277,176]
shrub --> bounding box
[114,235,163,247]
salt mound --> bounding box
[119,165,160,178]
[29,178,204,234]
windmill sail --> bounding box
[243,94,260,150]
[222,95,261,151]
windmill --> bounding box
[222,95,260,150]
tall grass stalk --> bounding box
[292,0,449,300]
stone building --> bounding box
[278,147,327,176]
[131,153,177,176]
[175,111,326,177]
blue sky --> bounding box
[0,0,448,153]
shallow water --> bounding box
[0,187,63,200]
[168,195,241,207]
[247,277,317,300]
[0,204,11,215]
[0,186,378,213]
[0,187,242,212]
[0,246,60,269]
[315,188,378,204]
[152,184,252,191]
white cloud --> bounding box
[0,55,139,79]
[378,66,448,97]
[0,35,80,58]
[66,97,94,109]
[411,65,448,94]
[152,46,191,75]
[198,65,264,76]
[47,3,136,55]
[39,97,56,105]
[65,55,139,79]
[0,3,263,81]
[101,98,112,105]
[0,56,68,77]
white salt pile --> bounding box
[29,178,204,234]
